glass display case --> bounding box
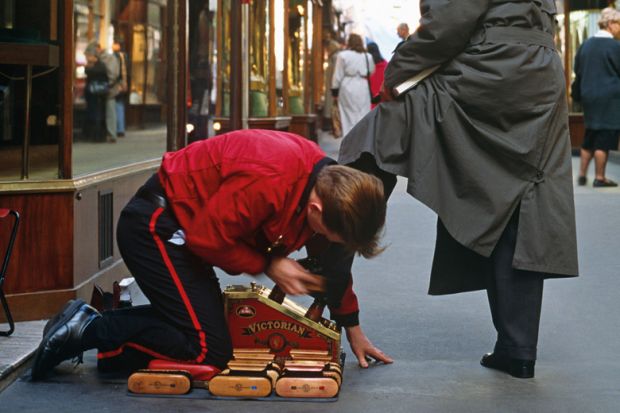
[0,0,60,180]
[250,0,270,117]
[274,0,286,114]
[216,0,231,117]
[211,0,324,139]
[71,0,168,176]
[287,0,306,115]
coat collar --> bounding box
[295,157,337,215]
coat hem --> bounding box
[511,260,579,278]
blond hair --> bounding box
[314,165,386,258]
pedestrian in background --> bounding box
[395,23,410,51]
[82,42,107,142]
[367,42,386,109]
[113,41,129,139]
[98,45,121,143]
[323,36,343,134]
[331,33,374,137]
[572,7,620,188]
[339,0,578,379]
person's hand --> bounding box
[379,81,395,102]
[265,256,325,295]
[345,325,393,368]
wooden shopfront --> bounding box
[0,0,189,321]
[213,0,327,141]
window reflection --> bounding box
[288,1,305,114]
[217,0,231,118]
[72,0,167,177]
[0,0,60,180]
[249,0,269,117]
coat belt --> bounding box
[480,26,555,50]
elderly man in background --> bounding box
[395,23,410,51]
[572,7,620,187]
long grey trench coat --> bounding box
[339,0,579,295]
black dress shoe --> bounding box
[593,179,618,187]
[43,299,77,338]
[480,353,535,379]
[31,300,101,381]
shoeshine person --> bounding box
[31,130,393,381]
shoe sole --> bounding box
[31,299,86,380]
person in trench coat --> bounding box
[338,0,579,378]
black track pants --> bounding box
[85,179,232,370]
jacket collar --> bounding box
[295,157,337,215]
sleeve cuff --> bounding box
[330,311,359,329]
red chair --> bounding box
[0,209,20,336]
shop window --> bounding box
[0,0,60,181]
[216,0,232,118]
[249,0,270,117]
[288,1,306,114]
[72,0,168,177]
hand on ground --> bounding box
[345,325,394,368]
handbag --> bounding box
[331,101,342,138]
[87,80,110,96]
[365,53,375,103]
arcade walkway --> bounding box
[1,132,619,412]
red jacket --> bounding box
[158,130,359,325]
[370,60,387,109]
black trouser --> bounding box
[83,175,232,370]
[485,208,543,361]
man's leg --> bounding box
[483,209,544,378]
[103,193,232,369]
[105,97,117,142]
[346,153,397,200]
[116,98,125,137]
[84,305,192,371]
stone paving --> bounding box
[0,320,45,392]
[0,131,619,412]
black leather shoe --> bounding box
[480,353,535,379]
[43,299,77,338]
[31,300,101,381]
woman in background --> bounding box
[331,34,374,137]
[367,42,387,109]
